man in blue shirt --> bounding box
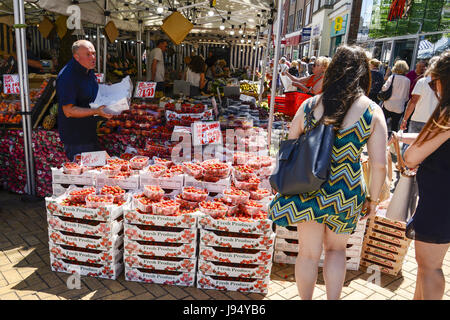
[56,40,112,161]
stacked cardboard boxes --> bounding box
[123,197,198,286]
[360,214,411,276]
[46,194,125,279]
[196,214,275,293]
[273,219,367,270]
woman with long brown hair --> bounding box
[269,46,388,299]
[394,50,450,300]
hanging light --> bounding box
[240,39,244,43]
[230,25,235,35]
[208,9,214,16]
[157,0,164,14]
[238,25,243,34]
[219,19,225,31]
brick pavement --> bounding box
[0,189,449,300]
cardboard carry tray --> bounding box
[50,256,123,280]
[362,244,408,263]
[362,237,409,255]
[48,228,123,251]
[198,214,273,235]
[96,172,140,190]
[49,242,123,265]
[197,258,272,279]
[140,172,184,190]
[359,260,402,276]
[273,249,362,269]
[369,214,407,230]
[47,212,123,237]
[184,175,231,193]
[124,238,197,258]
[196,273,270,293]
[364,229,411,247]
[199,229,275,250]
[125,267,195,286]
[360,251,405,272]
[51,168,96,186]
[45,195,126,222]
[124,254,196,272]
[198,244,273,265]
[124,223,197,244]
[367,219,410,240]
[124,207,199,228]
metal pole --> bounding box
[13,0,36,196]
[258,25,272,105]
[103,0,108,82]
[268,0,283,149]
[146,30,151,81]
[137,21,143,80]
[96,25,101,73]
[252,27,260,82]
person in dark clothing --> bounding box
[56,40,112,161]
[368,58,384,104]
[205,51,218,79]
[288,61,300,77]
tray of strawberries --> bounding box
[153,157,173,168]
[85,194,114,208]
[243,200,265,216]
[222,188,250,205]
[152,199,181,216]
[106,158,130,171]
[175,194,200,210]
[100,185,126,203]
[249,189,271,201]
[233,177,261,191]
[199,201,228,219]
[67,187,96,203]
[130,156,149,170]
[181,186,208,202]
[233,165,256,181]
[143,185,165,201]
[145,164,167,178]
[182,162,203,179]
[201,160,230,179]
[101,164,121,178]
[133,193,160,213]
[62,162,82,175]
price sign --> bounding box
[81,151,109,167]
[134,81,157,98]
[191,121,222,146]
[95,73,105,83]
[3,74,20,94]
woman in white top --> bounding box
[381,59,410,133]
[184,55,206,91]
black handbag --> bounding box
[377,74,395,102]
[269,96,335,195]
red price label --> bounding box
[134,82,156,98]
[95,73,104,83]
[3,74,20,94]
[192,121,222,146]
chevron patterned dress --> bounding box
[268,102,376,234]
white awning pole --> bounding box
[258,25,272,105]
[13,0,36,196]
[103,0,108,81]
[268,0,283,150]
[252,27,260,82]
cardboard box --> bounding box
[48,228,123,251]
[363,245,407,262]
[275,225,298,240]
[200,229,275,250]
[196,273,270,293]
[365,229,411,247]
[362,237,409,255]
[197,258,272,279]
[184,175,231,193]
[124,207,199,228]
[47,212,123,236]
[125,267,195,286]
[124,224,197,244]
[370,214,407,230]
[368,220,409,240]
[273,250,297,264]
[199,244,273,265]
[49,242,123,265]
[51,168,96,186]
[360,252,404,270]
[50,256,123,280]
[359,260,401,276]
[45,195,125,222]
[124,238,197,258]
[140,172,184,190]
[198,214,273,235]
[124,254,196,272]
[96,173,140,190]
[161,11,193,45]
[274,237,298,252]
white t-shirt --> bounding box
[382,74,410,114]
[147,47,164,82]
[186,68,201,87]
[411,76,439,123]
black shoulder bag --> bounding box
[269,96,335,195]
[377,74,395,102]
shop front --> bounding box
[329,14,348,57]
[299,27,311,58]
[366,0,449,69]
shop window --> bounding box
[297,9,303,30]
[305,3,311,25]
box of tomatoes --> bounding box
[124,267,195,286]
[197,258,272,279]
[48,227,123,251]
[199,229,275,251]
[196,273,270,293]
[124,237,197,258]
[124,223,197,244]
[49,242,123,266]
[198,244,273,265]
[124,206,199,228]
[50,256,123,280]
[197,214,273,235]
[124,254,196,273]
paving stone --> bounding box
[126,292,156,300]
[225,291,250,300]
[277,284,299,299]
[0,292,20,300]
[21,294,40,300]
[100,289,134,300]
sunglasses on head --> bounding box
[428,78,438,91]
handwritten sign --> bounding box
[134,81,157,98]
[3,74,20,94]
[191,121,222,146]
[95,73,105,83]
[81,151,109,167]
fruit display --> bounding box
[68,187,96,203]
[143,185,165,201]
[223,188,250,205]
[62,162,82,175]
[100,185,126,203]
[129,156,149,170]
[42,104,58,130]
[181,187,208,202]
[86,194,115,208]
[152,199,181,216]
[199,201,228,219]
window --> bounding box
[313,0,320,12]
[297,9,303,30]
[305,3,311,25]
[287,14,295,33]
